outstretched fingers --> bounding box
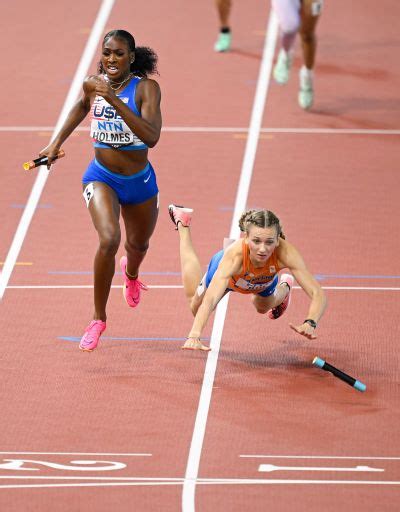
[289,323,317,340]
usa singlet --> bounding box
[228,239,281,294]
[90,76,148,150]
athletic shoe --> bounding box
[273,49,292,84]
[120,256,148,308]
[79,320,106,352]
[298,66,314,110]
[268,273,294,319]
[168,204,193,229]
[214,32,232,52]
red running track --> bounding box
[0,0,399,510]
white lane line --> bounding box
[4,285,400,291]
[182,9,279,512]
[241,455,400,460]
[0,477,182,481]
[259,464,384,473]
[5,285,183,289]
[1,479,399,489]
[0,452,151,457]
[1,126,400,135]
[0,482,182,489]
[0,0,115,301]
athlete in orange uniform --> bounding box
[168,204,327,351]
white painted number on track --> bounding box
[0,459,126,472]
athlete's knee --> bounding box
[252,296,270,314]
[299,27,316,44]
[255,304,269,314]
[125,238,149,255]
[98,226,121,256]
[282,22,300,37]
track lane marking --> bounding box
[0,0,115,301]
[0,452,150,456]
[1,478,399,490]
[241,455,400,460]
[1,126,400,135]
[182,8,279,512]
[259,464,384,473]
[4,285,400,290]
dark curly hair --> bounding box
[238,209,285,239]
[98,29,158,78]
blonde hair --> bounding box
[238,209,285,239]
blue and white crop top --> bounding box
[90,76,147,150]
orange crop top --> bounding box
[228,239,281,294]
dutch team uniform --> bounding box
[82,76,159,205]
[198,239,281,297]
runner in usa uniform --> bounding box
[38,30,162,351]
[168,205,327,351]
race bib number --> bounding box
[83,182,94,208]
[311,0,323,16]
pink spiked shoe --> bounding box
[168,204,193,229]
[268,273,294,319]
[79,320,106,352]
[120,256,148,308]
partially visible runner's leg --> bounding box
[214,0,232,52]
[268,273,294,319]
[79,181,121,351]
[120,194,158,308]
[169,204,210,351]
[298,0,322,109]
[272,0,301,84]
[168,204,200,300]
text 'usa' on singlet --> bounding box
[90,76,148,150]
[228,239,281,294]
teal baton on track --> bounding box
[313,356,366,392]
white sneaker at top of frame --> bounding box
[298,66,314,110]
[273,48,292,84]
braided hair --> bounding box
[98,29,158,78]
[238,209,285,239]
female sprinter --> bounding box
[39,30,162,351]
[272,0,323,109]
[168,204,326,351]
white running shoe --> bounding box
[298,66,314,110]
[273,49,292,84]
[214,32,232,52]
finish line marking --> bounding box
[1,126,400,135]
[4,285,400,291]
[0,478,399,490]
[0,452,151,457]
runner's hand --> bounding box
[94,75,116,102]
[289,322,317,340]
[39,143,61,170]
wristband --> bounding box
[304,319,317,329]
